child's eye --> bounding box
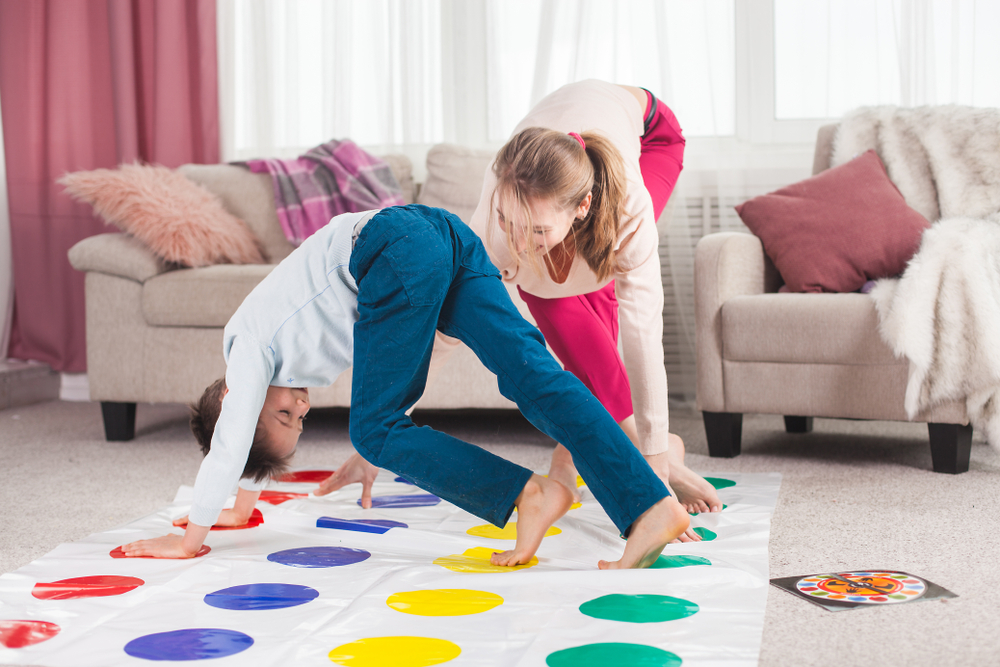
[280,410,290,415]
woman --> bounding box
[469,79,721,517]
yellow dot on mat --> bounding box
[329,636,460,666]
[570,502,582,510]
[433,547,538,573]
[465,523,561,540]
[576,475,585,487]
[386,589,504,616]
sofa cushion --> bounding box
[60,164,267,268]
[721,293,901,365]
[734,150,930,293]
[142,264,274,327]
[417,144,496,223]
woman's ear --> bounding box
[576,191,593,220]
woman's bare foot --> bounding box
[546,444,582,503]
[598,495,690,569]
[491,474,573,567]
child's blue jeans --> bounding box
[348,205,669,534]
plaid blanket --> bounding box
[243,139,405,245]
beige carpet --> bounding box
[1,399,998,666]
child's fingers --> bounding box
[172,516,190,527]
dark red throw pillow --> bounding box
[734,150,930,293]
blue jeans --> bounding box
[348,205,668,533]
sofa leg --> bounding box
[702,411,743,458]
[927,422,972,474]
[784,416,813,433]
[101,402,137,441]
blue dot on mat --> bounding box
[267,546,371,568]
[363,493,441,508]
[204,583,319,611]
[394,476,415,485]
[316,517,408,534]
[124,628,253,660]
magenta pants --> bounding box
[519,90,684,423]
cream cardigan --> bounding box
[469,80,668,455]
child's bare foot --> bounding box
[646,434,723,514]
[546,444,582,503]
[491,474,573,567]
[598,495,690,569]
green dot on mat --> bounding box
[704,477,736,490]
[651,554,712,569]
[546,643,682,667]
[580,594,699,623]
[689,504,727,515]
[693,527,717,541]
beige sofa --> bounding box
[694,125,972,473]
[68,145,532,440]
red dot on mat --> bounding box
[210,508,264,531]
[259,490,307,505]
[0,620,60,649]
[109,545,211,559]
[32,575,144,601]
[276,470,333,483]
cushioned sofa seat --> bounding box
[142,264,274,327]
[721,293,900,365]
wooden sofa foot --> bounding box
[927,422,972,474]
[784,416,813,433]
[101,402,136,441]
[703,411,743,457]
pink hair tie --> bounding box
[568,132,586,150]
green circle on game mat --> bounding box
[546,643,682,667]
[704,477,736,489]
[651,554,712,569]
[693,527,717,541]
[580,594,699,623]
[690,504,727,515]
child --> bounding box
[123,205,689,568]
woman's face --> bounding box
[497,192,592,256]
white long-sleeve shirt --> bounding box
[188,210,374,527]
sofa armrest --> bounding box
[694,232,772,411]
[68,233,171,283]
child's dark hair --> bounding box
[190,377,292,483]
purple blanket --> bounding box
[243,139,405,245]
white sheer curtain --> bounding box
[217,0,999,404]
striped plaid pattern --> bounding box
[243,139,405,245]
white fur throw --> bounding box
[840,106,1000,448]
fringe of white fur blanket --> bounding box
[835,106,1000,448]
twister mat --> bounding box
[0,470,780,666]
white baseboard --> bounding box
[60,372,90,402]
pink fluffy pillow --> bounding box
[60,163,266,267]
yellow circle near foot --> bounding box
[329,636,460,666]
[466,523,561,540]
[433,546,538,573]
[386,589,504,616]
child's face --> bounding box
[258,386,310,457]
[497,191,592,256]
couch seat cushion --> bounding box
[721,292,901,365]
[143,264,275,327]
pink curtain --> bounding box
[0,0,219,372]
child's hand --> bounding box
[121,534,200,559]
[313,453,379,508]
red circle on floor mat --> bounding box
[110,545,211,559]
[32,575,144,600]
[0,620,60,648]
[210,508,264,531]
[276,470,334,483]
[259,490,308,505]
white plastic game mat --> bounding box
[0,470,780,666]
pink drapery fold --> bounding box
[0,0,219,372]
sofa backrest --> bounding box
[812,124,839,175]
[179,153,416,264]
[416,144,496,223]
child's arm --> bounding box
[121,488,262,558]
